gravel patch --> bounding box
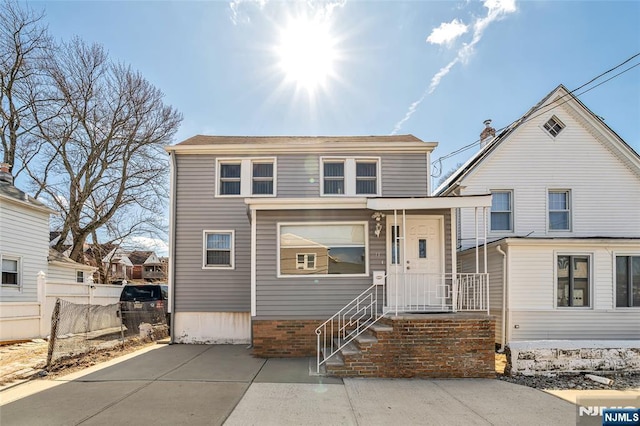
[498,372,640,391]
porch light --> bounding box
[371,212,385,238]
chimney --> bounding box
[0,163,13,185]
[479,119,496,148]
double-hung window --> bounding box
[321,158,379,196]
[323,161,345,195]
[279,223,368,276]
[557,255,590,307]
[76,271,85,283]
[616,255,640,307]
[1,256,19,285]
[217,158,275,196]
[548,190,571,231]
[490,190,513,232]
[203,231,234,268]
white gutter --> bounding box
[496,245,507,352]
[168,152,177,343]
[250,207,257,317]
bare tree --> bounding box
[0,0,53,177]
[25,38,182,263]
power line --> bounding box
[430,52,640,176]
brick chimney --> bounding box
[480,119,496,148]
[0,163,13,185]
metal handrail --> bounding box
[315,283,384,374]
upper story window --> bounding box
[490,190,513,232]
[543,116,565,137]
[321,157,380,196]
[203,230,234,269]
[548,190,571,231]
[76,271,85,283]
[216,158,276,197]
[616,255,640,308]
[557,255,590,308]
[1,256,20,285]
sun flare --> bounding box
[276,15,337,92]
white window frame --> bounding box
[489,190,514,233]
[296,253,317,270]
[215,158,277,197]
[202,230,235,269]
[542,115,565,138]
[554,252,592,309]
[320,157,381,197]
[547,189,572,232]
[1,255,21,287]
[614,252,640,309]
[76,270,85,283]
[277,221,369,278]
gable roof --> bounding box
[166,134,437,154]
[128,250,155,265]
[0,182,56,214]
[48,249,96,271]
[434,84,640,196]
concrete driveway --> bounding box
[1,344,576,425]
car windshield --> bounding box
[121,286,161,301]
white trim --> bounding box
[320,156,381,197]
[250,210,257,316]
[540,114,566,140]
[215,157,277,198]
[612,251,640,310]
[547,188,572,232]
[276,221,370,278]
[0,254,22,288]
[246,197,368,210]
[167,140,437,155]
[202,230,235,269]
[553,251,593,310]
[489,189,514,234]
[450,208,457,276]
[367,195,492,210]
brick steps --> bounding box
[323,314,496,378]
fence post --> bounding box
[37,271,47,337]
[46,298,61,369]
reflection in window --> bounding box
[280,224,367,275]
[616,256,640,307]
[557,255,589,307]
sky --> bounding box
[26,0,640,255]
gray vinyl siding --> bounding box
[255,209,451,319]
[255,209,383,319]
[276,153,428,197]
[510,311,640,340]
[173,151,433,314]
[174,155,251,312]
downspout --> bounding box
[496,245,507,352]
[168,151,177,343]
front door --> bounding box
[387,215,445,311]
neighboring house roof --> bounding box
[128,250,159,265]
[433,84,640,196]
[166,134,437,153]
[0,182,56,214]
[280,233,328,249]
[102,247,134,267]
[48,249,96,272]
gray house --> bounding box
[167,135,495,376]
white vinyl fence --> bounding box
[0,272,123,341]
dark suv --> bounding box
[119,284,168,333]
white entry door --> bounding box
[387,216,445,311]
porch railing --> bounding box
[385,272,489,314]
[315,282,384,374]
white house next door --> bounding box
[387,215,445,311]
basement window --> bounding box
[543,116,565,137]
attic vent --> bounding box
[543,116,565,137]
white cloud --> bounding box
[229,0,268,25]
[426,19,469,46]
[229,0,345,25]
[391,0,517,134]
[129,236,169,256]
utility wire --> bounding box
[430,52,640,176]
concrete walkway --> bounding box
[1,344,578,425]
